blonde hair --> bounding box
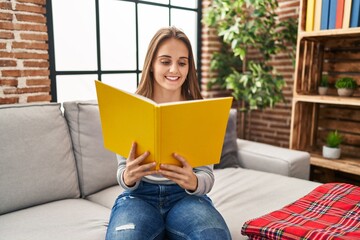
[136,26,202,100]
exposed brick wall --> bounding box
[200,0,300,148]
[0,0,50,104]
[201,0,230,99]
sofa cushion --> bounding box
[208,168,320,240]
[63,100,118,197]
[214,108,240,169]
[0,199,110,240]
[237,139,310,180]
[86,185,123,209]
[0,103,80,215]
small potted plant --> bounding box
[318,75,329,95]
[322,130,342,159]
[335,77,358,97]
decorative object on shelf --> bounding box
[322,130,343,159]
[335,77,358,97]
[318,75,329,95]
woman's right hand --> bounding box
[123,142,157,187]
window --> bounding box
[47,0,201,103]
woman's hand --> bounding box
[123,142,157,187]
[159,153,198,191]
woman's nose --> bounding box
[169,63,179,73]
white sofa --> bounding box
[0,101,320,240]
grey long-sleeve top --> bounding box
[116,155,215,196]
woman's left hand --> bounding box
[159,153,198,192]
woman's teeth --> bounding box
[166,76,179,81]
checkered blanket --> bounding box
[241,183,360,240]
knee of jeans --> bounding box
[107,223,165,240]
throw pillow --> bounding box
[214,108,241,169]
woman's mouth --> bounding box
[166,76,180,81]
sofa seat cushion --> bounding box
[208,168,320,240]
[0,199,110,240]
[0,103,80,215]
[86,185,124,209]
[87,168,321,240]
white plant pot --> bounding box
[337,88,354,97]
[322,145,341,159]
[318,87,328,95]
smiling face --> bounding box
[152,38,189,103]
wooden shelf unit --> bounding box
[290,0,360,183]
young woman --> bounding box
[106,26,231,240]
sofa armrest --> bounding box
[236,139,310,180]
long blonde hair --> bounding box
[136,26,202,100]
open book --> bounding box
[95,80,233,169]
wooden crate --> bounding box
[295,37,360,96]
[291,0,360,184]
[291,35,360,183]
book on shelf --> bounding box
[321,0,331,29]
[336,0,345,28]
[350,0,360,27]
[343,0,353,28]
[314,0,323,31]
[94,80,233,169]
[328,0,338,29]
[306,0,316,31]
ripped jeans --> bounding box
[105,181,231,240]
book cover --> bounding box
[343,0,353,28]
[314,0,323,31]
[306,0,316,31]
[321,0,331,29]
[328,0,338,29]
[350,0,360,27]
[336,0,345,28]
[95,80,233,169]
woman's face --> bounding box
[152,38,189,97]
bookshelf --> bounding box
[290,0,360,185]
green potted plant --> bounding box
[335,77,358,97]
[318,75,329,95]
[203,0,297,111]
[322,130,342,159]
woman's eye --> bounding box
[179,62,187,67]
[161,61,171,65]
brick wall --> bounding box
[0,0,50,104]
[201,0,300,148]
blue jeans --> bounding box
[106,181,231,240]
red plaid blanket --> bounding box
[241,183,360,240]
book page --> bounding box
[158,97,233,168]
[95,80,156,164]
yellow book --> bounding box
[95,80,233,169]
[343,0,352,28]
[306,0,316,31]
[314,0,323,31]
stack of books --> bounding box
[306,0,360,31]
